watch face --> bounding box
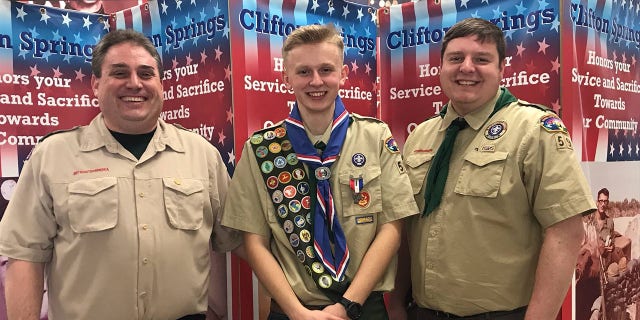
[346,302,363,319]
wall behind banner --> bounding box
[377,1,640,320]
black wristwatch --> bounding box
[338,296,363,319]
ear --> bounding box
[339,64,348,85]
[498,59,506,78]
[91,75,99,97]
[282,69,291,89]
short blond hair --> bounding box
[282,24,344,62]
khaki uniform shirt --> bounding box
[403,91,596,316]
[0,114,240,320]
[222,114,418,305]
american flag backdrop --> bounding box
[378,0,562,147]
[563,0,640,163]
[230,0,378,158]
[112,0,235,175]
[0,2,106,217]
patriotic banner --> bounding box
[565,0,640,319]
[111,0,235,175]
[378,0,561,147]
[230,0,378,156]
[0,2,108,219]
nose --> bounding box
[309,71,323,86]
[126,74,143,88]
[459,57,475,73]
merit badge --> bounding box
[278,204,289,218]
[301,196,311,209]
[352,153,366,167]
[385,137,400,153]
[281,140,292,151]
[350,175,364,204]
[297,250,306,263]
[297,182,310,195]
[283,220,294,233]
[485,121,507,140]
[286,153,299,165]
[275,127,286,138]
[289,233,300,247]
[312,262,325,274]
[357,191,371,208]
[255,146,268,158]
[269,142,282,154]
[300,230,311,243]
[318,274,332,288]
[289,200,302,213]
[264,131,276,140]
[284,185,297,198]
[260,161,274,174]
[278,171,292,184]
[306,246,315,258]
[315,167,331,180]
[540,115,568,133]
[272,190,284,204]
[250,134,263,145]
[267,176,279,189]
[292,168,305,180]
[274,156,287,168]
[294,215,306,228]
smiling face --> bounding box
[91,42,163,134]
[439,35,505,116]
[282,41,348,118]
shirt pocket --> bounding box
[454,151,508,198]
[338,166,382,217]
[68,177,118,233]
[163,178,204,230]
[404,153,433,195]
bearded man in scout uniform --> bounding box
[222,24,418,320]
[388,18,596,319]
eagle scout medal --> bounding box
[315,166,331,180]
[350,175,364,204]
[485,121,507,140]
[351,153,366,167]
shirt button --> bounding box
[142,258,149,264]
[138,192,145,198]
[139,291,147,297]
[141,224,149,230]
[174,179,182,185]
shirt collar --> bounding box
[440,89,502,132]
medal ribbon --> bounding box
[285,96,350,281]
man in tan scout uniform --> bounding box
[388,18,596,319]
[222,24,418,320]
[0,29,241,320]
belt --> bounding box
[176,314,206,320]
[270,300,327,315]
[415,306,527,319]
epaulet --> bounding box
[350,113,383,123]
[170,122,189,131]
[517,99,553,113]
[38,126,81,143]
[253,119,285,135]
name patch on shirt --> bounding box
[355,215,374,225]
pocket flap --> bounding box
[68,177,117,195]
[162,178,204,196]
[405,152,434,168]
[338,166,381,184]
[463,151,509,167]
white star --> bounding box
[327,5,335,16]
[161,0,169,14]
[82,16,93,30]
[16,6,27,21]
[610,143,615,156]
[461,0,470,7]
[342,5,350,18]
[62,13,72,27]
[176,0,183,10]
[40,10,51,24]
[227,150,236,165]
[636,143,639,156]
[356,8,364,21]
[619,143,624,156]
[628,142,632,156]
[311,0,320,12]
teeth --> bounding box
[122,96,145,102]
[308,92,324,97]
[457,81,475,86]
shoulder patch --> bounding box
[384,136,400,153]
[38,126,81,143]
[540,114,568,134]
[518,99,552,112]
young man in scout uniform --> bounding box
[222,24,418,320]
[389,18,596,319]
